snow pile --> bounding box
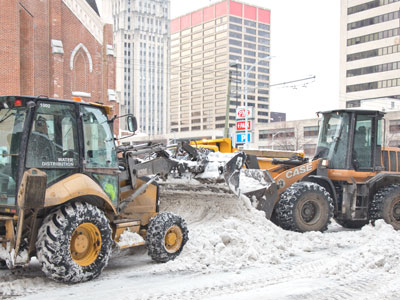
[116,229,144,248]
[157,191,291,273]
[158,188,400,278]
[156,154,400,278]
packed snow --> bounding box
[116,230,145,248]
[1,152,400,299]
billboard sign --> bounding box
[236,120,253,131]
[236,106,253,119]
[236,132,252,144]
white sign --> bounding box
[236,106,253,119]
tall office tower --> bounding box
[170,1,270,137]
[112,0,170,136]
[340,0,400,108]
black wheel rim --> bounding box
[301,200,320,224]
[392,201,400,222]
[301,201,315,222]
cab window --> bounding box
[353,115,373,169]
[26,102,79,169]
[82,106,117,169]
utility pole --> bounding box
[244,55,272,149]
[224,70,232,138]
[224,61,239,138]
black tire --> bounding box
[334,218,368,229]
[36,202,112,283]
[370,184,400,230]
[146,212,188,263]
[0,259,7,269]
[277,182,334,232]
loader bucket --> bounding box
[223,152,245,194]
[223,153,278,219]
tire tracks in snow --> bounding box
[141,246,398,300]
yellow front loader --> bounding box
[225,109,400,233]
[0,96,188,283]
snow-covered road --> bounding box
[1,186,400,299]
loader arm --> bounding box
[273,159,321,197]
[224,152,321,219]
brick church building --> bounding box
[0,0,117,115]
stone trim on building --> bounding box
[51,39,64,54]
[62,0,104,44]
[70,43,93,72]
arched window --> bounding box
[70,43,93,97]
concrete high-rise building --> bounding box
[170,1,270,138]
[112,0,170,136]
[340,0,400,108]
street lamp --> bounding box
[244,55,273,149]
[272,131,284,150]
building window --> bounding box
[229,23,242,31]
[229,39,242,47]
[244,35,256,42]
[244,27,256,35]
[348,0,399,15]
[304,126,319,137]
[347,61,400,77]
[258,23,270,30]
[244,50,256,56]
[258,45,270,52]
[244,57,256,64]
[389,120,400,133]
[244,42,256,49]
[258,30,270,38]
[259,37,269,45]
[244,20,256,27]
[348,44,400,62]
[230,47,242,54]
[229,54,241,62]
[347,10,400,31]
[229,31,242,39]
[346,81,379,92]
[347,27,400,46]
[229,16,242,24]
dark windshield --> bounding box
[315,112,350,169]
[0,97,27,206]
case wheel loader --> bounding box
[0,96,188,283]
[225,109,400,232]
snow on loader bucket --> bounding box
[223,150,322,224]
[223,152,278,219]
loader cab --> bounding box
[315,109,383,171]
[0,96,123,211]
[0,96,27,209]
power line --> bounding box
[269,75,316,88]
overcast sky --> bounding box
[171,0,341,121]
